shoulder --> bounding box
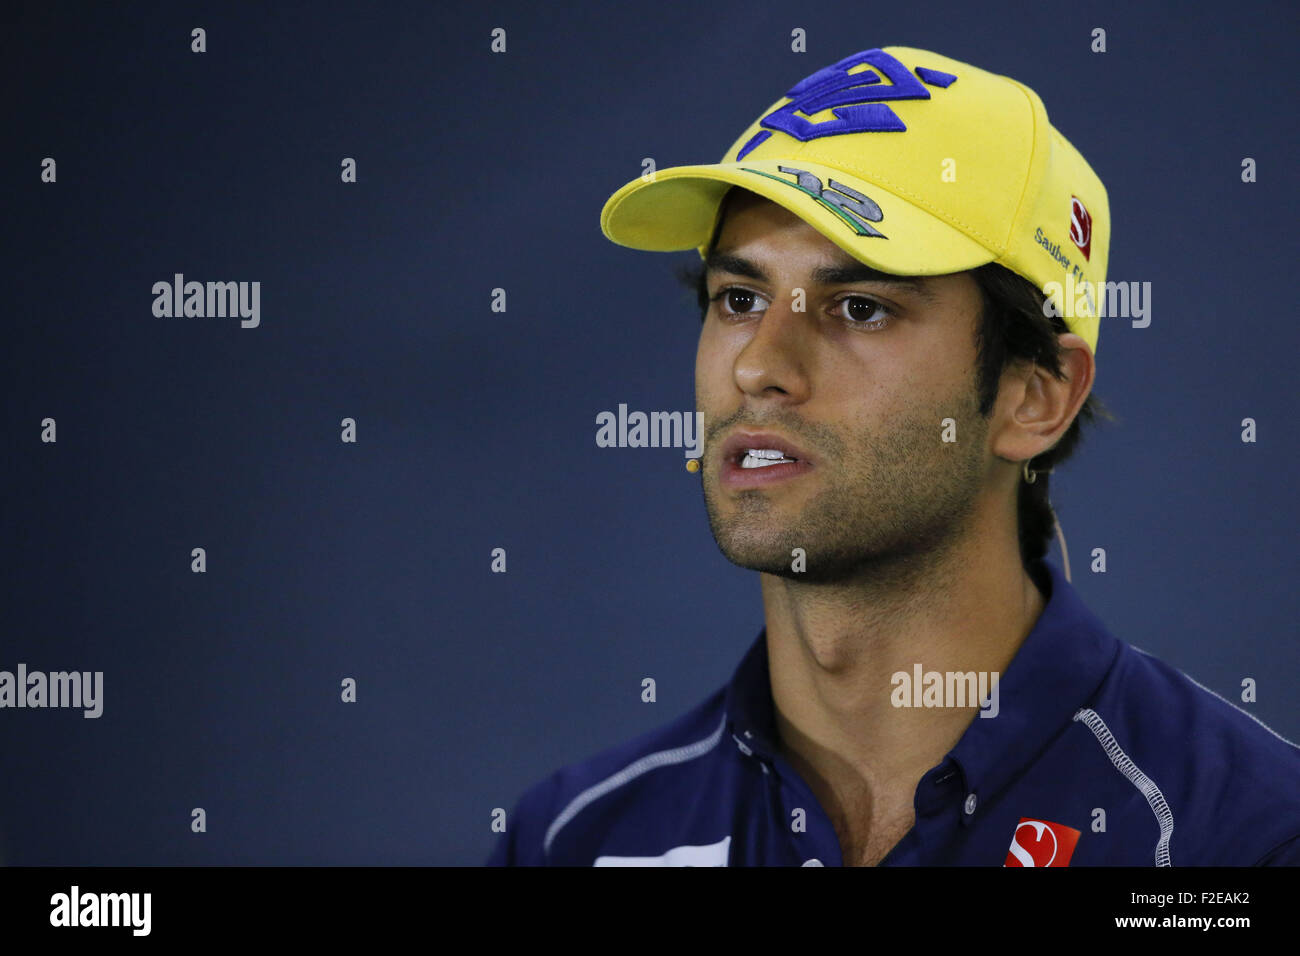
[1075,641,1300,865]
[486,687,730,865]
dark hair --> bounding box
[968,262,1114,570]
[677,253,1113,575]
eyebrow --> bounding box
[704,251,939,303]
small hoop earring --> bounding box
[1023,460,1037,484]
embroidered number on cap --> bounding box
[741,165,887,238]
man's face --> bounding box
[696,190,994,583]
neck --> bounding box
[763,500,1047,820]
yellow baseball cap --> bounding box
[600,46,1109,353]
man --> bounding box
[487,46,1300,866]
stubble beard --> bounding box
[700,387,990,586]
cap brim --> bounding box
[600,159,998,277]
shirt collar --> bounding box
[722,623,783,761]
[722,558,1122,800]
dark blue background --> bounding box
[2,0,1296,865]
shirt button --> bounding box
[802,858,824,866]
[963,793,978,815]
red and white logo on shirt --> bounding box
[1004,817,1081,867]
[1069,196,1092,261]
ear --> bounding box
[991,333,1095,463]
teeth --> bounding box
[742,448,796,469]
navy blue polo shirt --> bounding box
[487,559,1300,866]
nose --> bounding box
[732,295,813,404]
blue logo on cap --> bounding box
[735,49,958,160]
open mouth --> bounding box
[739,448,799,469]
[718,431,813,488]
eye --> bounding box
[833,294,893,329]
[710,286,769,317]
